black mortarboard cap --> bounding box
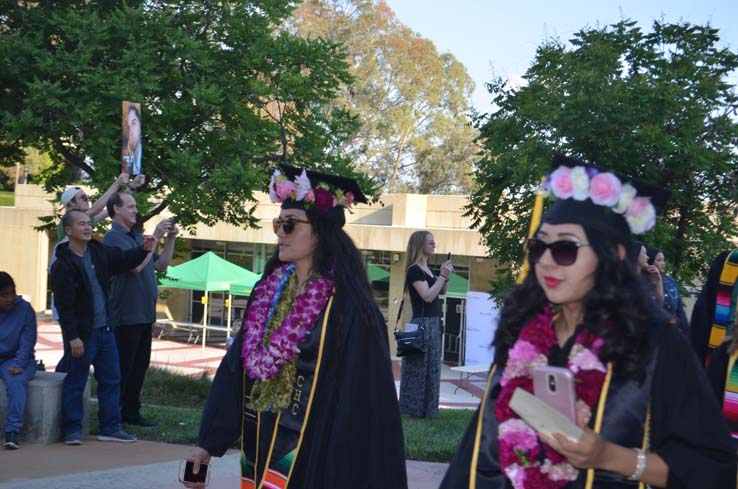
[541,154,670,245]
[277,164,369,228]
[279,164,369,204]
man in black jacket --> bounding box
[50,210,154,445]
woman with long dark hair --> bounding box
[630,242,665,304]
[646,247,689,334]
[184,166,407,489]
[398,230,453,419]
[441,156,736,489]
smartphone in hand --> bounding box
[179,459,209,485]
[532,366,577,423]
[447,252,451,261]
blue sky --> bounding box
[385,0,738,112]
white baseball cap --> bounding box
[61,187,82,208]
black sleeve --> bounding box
[312,302,408,488]
[706,342,730,403]
[332,303,407,487]
[690,251,729,363]
[105,244,148,274]
[650,325,737,488]
[406,265,425,286]
[197,328,245,457]
[50,261,81,341]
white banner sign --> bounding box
[464,291,498,367]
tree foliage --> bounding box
[469,20,738,293]
[0,0,363,226]
[290,0,478,193]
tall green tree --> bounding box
[469,20,738,293]
[291,0,478,194]
[0,0,362,226]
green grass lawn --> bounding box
[402,410,474,462]
[89,367,474,462]
[0,191,14,206]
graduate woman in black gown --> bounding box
[183,165,407,489]
[441,155,736,489]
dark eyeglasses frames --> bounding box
[526,238,591,267]
[272,217,310,235]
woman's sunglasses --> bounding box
[272,217,310,235]
[526,238,591,267]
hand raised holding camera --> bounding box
[143,235,156,252]
[167,219,180,239]
[115,173,130,188]
[153,219,172,241]
[130,174,146,190]
[440,260,454,279]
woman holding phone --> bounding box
[183,165,407,489]
[441,155,736,489]
[398,231,453,419]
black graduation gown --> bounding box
[706,342,731,404]
[440,320,737,489]
[197,291,408,489]
[690,250,731,363]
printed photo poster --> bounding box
[121,101,142,175]
[464,291,498,367]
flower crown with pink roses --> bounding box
[541,165,657,234]
[269,168,356,213]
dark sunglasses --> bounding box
[526,238,591,267]
[272,217,310,235]
[76,194,89,203]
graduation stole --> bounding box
[240,296,333,489]
[708,249,738,352]
[722,349,738,439]
[468,364,651,489]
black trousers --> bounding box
[114,323,152,421]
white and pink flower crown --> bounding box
[269,169,355,212]
[541,165,656,234]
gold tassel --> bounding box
[516,178,546,284]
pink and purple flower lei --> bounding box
[269,169,355,212]
[543,165,656,234]
[241,264,334,381]
[495,305,608,489]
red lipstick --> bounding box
[543,276,562,288]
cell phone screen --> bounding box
[183,460,208,483]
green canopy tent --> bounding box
[446,272,469,297]
[228,277,259,297]
[367,263,390,283]
[159,251,260,348]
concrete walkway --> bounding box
[0,439,448,489]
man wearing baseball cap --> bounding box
[57,173,145,241]
[50,173,145,372]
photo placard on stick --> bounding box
[121,101,142,175]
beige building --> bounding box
[0,184,498,360]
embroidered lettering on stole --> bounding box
[240,298,332,489]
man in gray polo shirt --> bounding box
[103,192,178,427]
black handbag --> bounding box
[393,295,426,357]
